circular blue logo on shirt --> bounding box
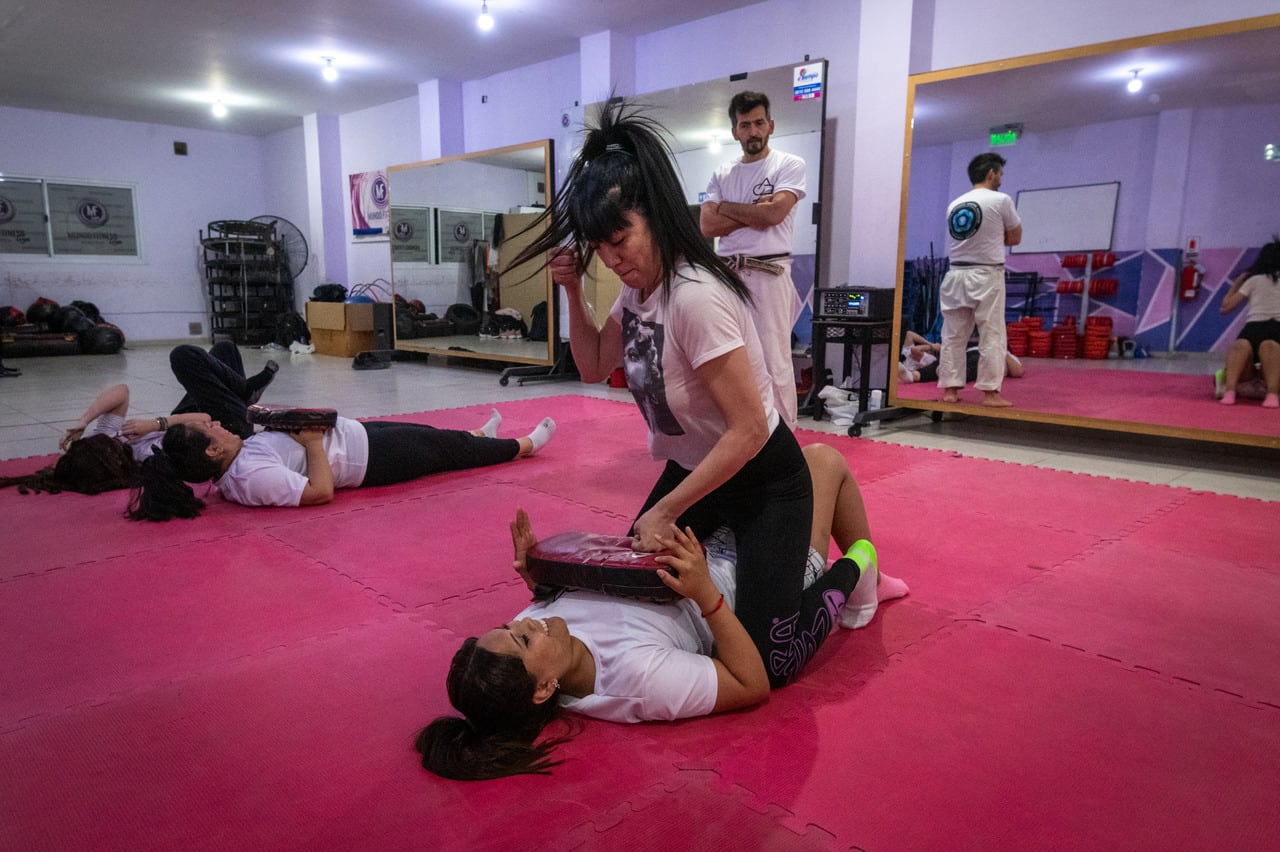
[948,201,982,241]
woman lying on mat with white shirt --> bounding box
[126,409,556,521]
[417,443,909,780]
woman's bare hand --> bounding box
[549,247,582,291]
[654,525,719,611]
[509,508,538,592]
[59,426,85,452]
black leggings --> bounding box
[634,423,859,689]
[359,422,521,487]
[169,343,256,438]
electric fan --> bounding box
[251,215,309,283]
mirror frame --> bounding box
[387,139,558,368]
[891,15,1280,450]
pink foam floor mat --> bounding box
[2,394,1276,849]
[895,357,1280,439]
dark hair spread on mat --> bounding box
[507,96,749,305]
[416,637,574,780]
[1247,235,1280,282]
[0,434,137,496]
[126,424,216,521]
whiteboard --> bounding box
[1011,182,1119,254]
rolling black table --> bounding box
[806,318,912,436]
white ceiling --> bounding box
[0,0,754,136]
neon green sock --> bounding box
[840,539,880,629]
[843,539,877,576]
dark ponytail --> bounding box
[125,424,220,521]
[417,637,574,780]
[0,434,137,495]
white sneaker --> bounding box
[840,540,879,629]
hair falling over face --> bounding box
[507,96,750,306]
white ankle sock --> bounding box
[480,408,502,438]
[840,540,879,629]
[527,417,556,453]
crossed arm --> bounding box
[700,190,798,239]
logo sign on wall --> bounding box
[793,64,824,101]
[389,205,433,264]
[0,180,51,255]
[350,170,389,235]
[47,183,138,256]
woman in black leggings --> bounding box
[127,403,556,520]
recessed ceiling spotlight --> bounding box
[1265,143,1279,163]
[478,1,494,31]
[211,100,228,119]
[708,135,722,154]
[1126,69,1143,94]
[322,57,338,83]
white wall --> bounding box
[462,55,579,154]
[261,124,318,304]
[339,96,423,291]
[0,105,266,341]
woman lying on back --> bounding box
[127,408,555,520]
[417,443,909,780]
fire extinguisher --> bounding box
[1180,260,1203,300]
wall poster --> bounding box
[0,179,51,255]
[47,183,139,256]
[389,205,434,264]
[435,208,486,264]
[350,169,389,236]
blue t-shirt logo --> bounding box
[948,201,982,241]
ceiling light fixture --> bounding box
[1265,143,1279,163]
[708,135,722,154]
[211,100,228,119]
[1126,69,1143,94]
[322,57,338,83]
[477,1,494,32]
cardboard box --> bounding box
[305,302,389,357]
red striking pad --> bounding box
[248,404,338,431]
[526,531,678,602]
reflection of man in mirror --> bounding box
[938,152,1022,407]
[700,90,806,429]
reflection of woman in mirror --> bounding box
[1219,237,1280,408]
[897,329,1024,385]
[416,444,908,780]
[509,99,864,693]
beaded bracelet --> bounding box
[700,594,725,619]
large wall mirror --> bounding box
[386,139,557,369]
[893,15,1280,449]
[584,59,829,348]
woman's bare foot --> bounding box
[942,388,961,404]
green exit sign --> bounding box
[990,129,1019,147]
